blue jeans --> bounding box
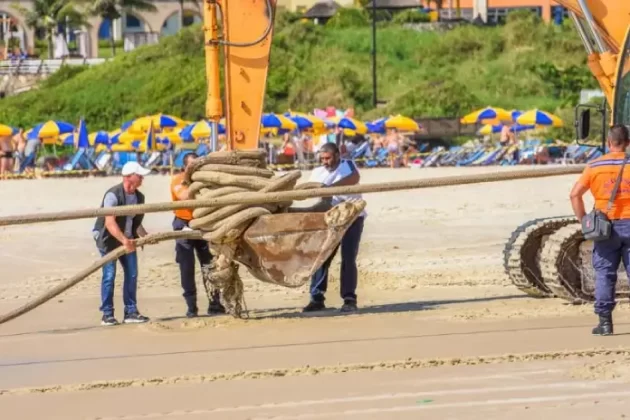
[592,219,630,316]
[98,248,139,316]
[310,216,364,302]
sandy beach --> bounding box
[1,165,630,419]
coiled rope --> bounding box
[0,155,586,325]
[180,150,324,316]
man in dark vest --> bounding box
[93,161,152,326]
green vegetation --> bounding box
[0,9,598,140]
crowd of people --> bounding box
[276,127,418,169]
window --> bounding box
[126,15,141,28]
[613,29,630,126]
[488,7,542,25]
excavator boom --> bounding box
[203,0,276,152]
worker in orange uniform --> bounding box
[570,124,630,336]
[171,152,225,317]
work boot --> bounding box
[339,299,358,313]
[592,314,613,336]
[303,300,326,312]
[208,301,226,315]
[185,297,198,318]
[208,290,226,314]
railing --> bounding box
[0,58,110,76]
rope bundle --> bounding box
[181,149,321,316]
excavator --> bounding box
[504,1,630,304]
[196,0,630,307]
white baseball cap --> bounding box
[121,161,151,177]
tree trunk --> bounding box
[110,20,116,56]
[179,0,185,31]
[47,29,54,59]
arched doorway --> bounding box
[161,10,202,37]
[0,11,27,56]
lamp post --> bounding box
[371,0,377,108]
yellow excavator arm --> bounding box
[203,0,276,152]
[553,0,630,131]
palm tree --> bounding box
[178,0,200,32]
[13,0,90,59]
[88,0,157,56]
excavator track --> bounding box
[538,222,630,303]
[503,216,576,298]
[539,223,591,303]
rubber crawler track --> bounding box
[539,223,591,303]
[504,216,575,298]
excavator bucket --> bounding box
[237,200,366,288]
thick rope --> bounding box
[0,163,586,227]
[0,231,201,325]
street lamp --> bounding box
[371,0,378,108]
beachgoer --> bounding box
[385,128,401,168]
[20,133,40,174]
[570,124,630,336]
[170,152,225,317]
[12,129,25,172]
[0,134,15,176]
[303,142,366,313]
[92,161,152,326]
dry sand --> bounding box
[1,165,630,419]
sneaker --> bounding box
[101,315,119,326]
[186,309,198,318]
[208,301,226,315]
[303,300,326,312]
[339,300,358,313]
[123,312,150,324]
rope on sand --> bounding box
[0,231,201,325]
[0,153,586,325]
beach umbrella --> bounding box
[158,131,185,144]
[478,123,535,136]
[516,109,564,127]
[28,120,75,140]
[460,107,512,125]
[111,130,144,144]
[0,124,17,136]
[284,111,327,131]
[140,121,156,152]
[329,116,368,134]
[124,113,187,133]
[382,115,420,132]
[366,118,387,134]
[179,119,226,141]
[510,110,523,122]
[261,113,298,131]
[89,131,112,146]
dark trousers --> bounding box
[592,220,630,316]
[173,217,213,309]
[310,216,364,302]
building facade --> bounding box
[0,0,567,58]
[441,0,567,24]
[0,0,203,58]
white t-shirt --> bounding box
[309,159,366,218]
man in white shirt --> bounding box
[304,143,366,313]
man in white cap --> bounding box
[92,161,152,326]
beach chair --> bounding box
[61,148,99,171]
[364,147,388,168]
